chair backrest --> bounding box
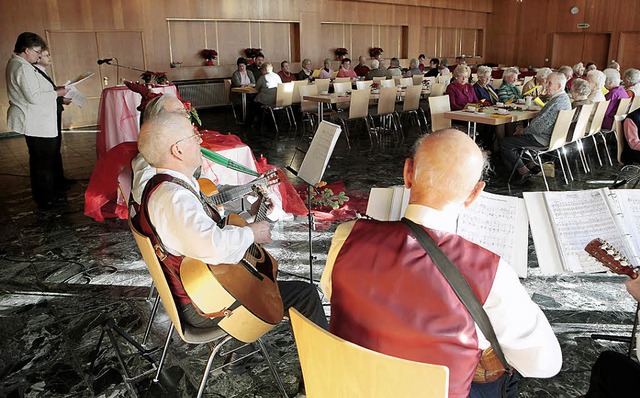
[292,80,308,104]
[547,108,576,151]
[630,95,640,113]
[377,86,397,115]
[314,78,331,94]
[616,97,632,116]
[587,100,610,136]
[373,76,386,83]
[334,77,351,84]
[523,76,534,87]
[436,75,450,85]
[570,103,595,142]
[515,85,523,95]
[471,73,478,83]
[399,77,413,87]
[275,82,295,107]
[402,85,422,112]
[424,76,436,87]
[430,83,446,97]
[224,79,233,104]
[428,95,452,131]
[491,78,503,90]
[333,82,351,95]
[412,75,424,86]
[129,219,187,340]
[348,88,371,119]
[380,79,395,88]
[289,308,449,398]
[615,114,628,164]
[392,75,402,84]
[299,84,319,113]
[355,80,373,90]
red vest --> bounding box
[330,219,500,398]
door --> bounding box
[551,33,610,69]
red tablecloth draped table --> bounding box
[84,130,307,222]
[96,84,179,159]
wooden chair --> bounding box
[428,95,452,132]
[372,76,386,83]
[128,219,287,398]
[424,76,436,87]
[331,88,372,148]
[380,79,395,88]
[397,84,426,134]
[614,113,629,165]
[412,75,424,86]
[299,84,320,135]
[523,76,534,87]
[291,79,308,104]
[289,308,449,398]
[333,81,351,95]
[263,82,296,133]
[370,86,402,145]
[314,78,331,94]
[629,95,640,113]
[584,100,610,166]
[509,108,576,191]
[491,78,503,90]
[224,79,239,124]
[566,103,595,174]
[436,75,451,85]
[399,77,413,87]
[334,77,351,84]
[355,80,373,90]
[430,83,446,97]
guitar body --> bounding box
[180,212,284,343]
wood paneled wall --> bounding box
[0,0,637,132]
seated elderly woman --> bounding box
[558,66,573,93]
[445,65,478,111]
[585,62,598,75]
[621,107,640,164]
[425,57,440,77]
[231,57,256,105]
[603,68,629,130]
[296,59,313,81]
[318,58,334,79]
[403,58,422,77]
[473,65,499,105]
[586,69,606,103]
[568,62,585,90]
[277,60,296,83]
[522,67,552,98]
[567,78,592,141]
[336,57,358,79]
[497,67,522,103]
[623,68,640,97]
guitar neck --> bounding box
[209,177,265,205]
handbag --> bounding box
[402,218,512,383]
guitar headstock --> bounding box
[261,169,280,188]
[585,238,638,279]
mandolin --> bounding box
[180,182,284,343]
[584,239,639,279]
[197,169,279,206]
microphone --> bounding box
[97,58,113,65]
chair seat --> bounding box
[182,323,228,344]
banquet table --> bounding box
[231,86,259,123]
[444,104,540,139]
[96,84,178,159]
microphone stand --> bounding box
[100,58,148,85]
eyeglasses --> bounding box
[173,132,202,146]
[30,48,43,55]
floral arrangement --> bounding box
[140,70,154,84]
[334,48,348,57]
[244,48,262,59]
[369,47,384,58]
[199,49,218,60]
[299,184,350,211]
[139,71,168,85]
[182,100,201,126]
[371,81,381,90]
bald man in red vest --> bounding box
[321,129,561,398]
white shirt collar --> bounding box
[403,203,460,234]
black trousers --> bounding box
[25,135,59,206]
[585,350,640,397]
[180,280,328,330]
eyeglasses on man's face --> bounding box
[173,132,203,146]
[30,48,43,55]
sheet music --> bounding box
[543,189,627,273]
[64,71,94,87]
[457,192,528,277]
[607,190,640,266]
[297,121,341,186]
[65,86,86,108]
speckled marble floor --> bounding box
[0,107,638,397]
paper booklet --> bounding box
[366,189,529,278]
[64,71,95,87]
[523,188,640,275]
[297,120,342,186]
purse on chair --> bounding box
[402,218,512,383]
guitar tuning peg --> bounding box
[606,249,615,255]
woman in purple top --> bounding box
[603,68,629,130]
[318,58,334,79]
[445,65,478,111]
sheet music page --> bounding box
[64,71,94,87]
[65,86,86,108]
[457,191,528,278]
[543,189,627,273]
[607,189,640,265]
[297,121,341,186]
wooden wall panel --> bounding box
[582,34,611,69]
[617,32,640,70]
[217,22,252,66]
[259,22,292,65]
[320,24,346,62]
[551,34,585,69]
[351,25,375,59]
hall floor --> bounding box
[0,108,637,397]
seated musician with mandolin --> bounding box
[134,112,328,372]
[321,130,561,398]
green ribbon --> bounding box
[200,146,260,177]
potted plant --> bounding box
[369,47,384,59]
[199,49,218,66]
[153,72,168,86]
[140,70,154,84]
[244,48,262,63]
[335,48,348,61]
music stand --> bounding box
[287,120,342,283]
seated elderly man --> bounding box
[522,67,552,98]
[135,112,328,373]
[322,129,561,398]
[296,58,313,81]
[603,68,629,129]
[277,60,296,83]
[365,59,385,80]
[403,58,422,77]
[247,52,265,82]
[254,62,281,106]
[336,57,357,79]
[497,67,522,103]
[624,68,640,97]
[586,69,606,102]
[353,56,370,77]
[385,57,402,78]
[501,72,572,183]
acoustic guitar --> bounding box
[180,182,284,343]
[584,238,639,279]
[197,169,279,206]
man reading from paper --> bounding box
[321,130,561,398]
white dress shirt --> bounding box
[145,169,254,265]
[322,203,562,378]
